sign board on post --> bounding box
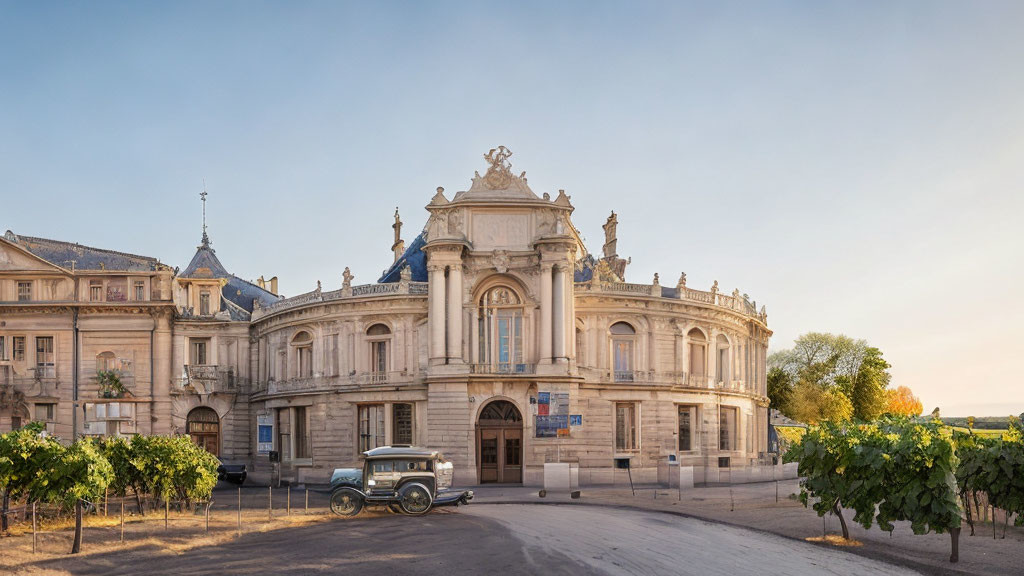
[257,414,274,454]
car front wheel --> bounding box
[330,488,364,517]
[398,483,433,516]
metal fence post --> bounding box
[287,486,291,515]
[237,487,241,538]
[165,498,169,531]
[305,489,308,515]
[32,502,37,554]
[120,501,124,543]
[205,500,210,533]
[268,486,272,522]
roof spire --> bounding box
[392,207,404,263]
[200,181,211,249]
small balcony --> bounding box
[180,365,238,394]
[470,363,537,375]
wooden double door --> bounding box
[476,400,523,484]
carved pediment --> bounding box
[0,240,68,273]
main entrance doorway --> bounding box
[476,400,523,484]
[187,407,220,457]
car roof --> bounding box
[362,445,439,459]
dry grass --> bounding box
[0,506,343,572]
[805,534,863,547]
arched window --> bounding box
[610,322,636,382]
[291,331,314,378]
[366,324,391,381]
[96,351,117,372]
[478,286,524,373]
[687,328,707,381]
[716,334,731,384]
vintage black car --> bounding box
[329,446,474,516]
[217,462,247,485]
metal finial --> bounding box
[200,181,210,248]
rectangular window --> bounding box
[134,281,146,301]
[199,291,211,315]
[358,404,386,452]
[613,340,634,381]
[747,413,754,453]
[35,403,55,421]
[12,337,25,361]
[678,405,697,451]
[190,339,209,365]
[89,280,103,302]
[689,343,705,376]
[371,341,387,374]
[720,407,738,451]
[0,336,5,360]
[294,406,310,459]
[17,281,32,301]
[392,403,413,445]
[615,402,638,451]
[298,346,313,378]
[35,336,54,378]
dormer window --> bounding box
[478,286,524,372]
[199,290,211,315]
[90,280,103,302]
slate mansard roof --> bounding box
[181,239,281,317]
[4,230,168,272]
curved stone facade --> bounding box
[239,150,771,486]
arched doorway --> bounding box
[187,407,220,457]
[476,400,523,484]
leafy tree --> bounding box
[771,333,892,423]
[786,380,852,425]
[767,367,793,415]
[850,347,890,420]
[0,426,112,553]
[885,385,923,417]
[786,417,962,562]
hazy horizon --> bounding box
[2,1,1022,417]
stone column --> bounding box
[152,311,173,435]
[552,265,566,363]
[447,264,463,363]
[540,263,553,364]
[428,264,446,363]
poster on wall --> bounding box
[257,413,274,454]
[535,391,571,437]
[536,414,568,438]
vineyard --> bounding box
[785,415,1024,563]
[0,423,219,553]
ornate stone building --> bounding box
[0,148,771,486]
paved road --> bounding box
[464,504,921,576]
[27,504,919,576]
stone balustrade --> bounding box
[252,281,429,320]
[576,280,765,322]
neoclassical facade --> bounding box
[0,148,771,486]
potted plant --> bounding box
[97,370,126,398]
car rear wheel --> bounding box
[399,483,433,516]
[330,488,364,517]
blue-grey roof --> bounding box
[180,243,230,279]
[180,241,281,318]
[225,274,280,313]
[5,231,166,272]
[378,229,427,283]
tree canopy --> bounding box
[768,333,893,424]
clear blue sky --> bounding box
[2,1,1022,415]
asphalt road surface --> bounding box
[28,504,919,575]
